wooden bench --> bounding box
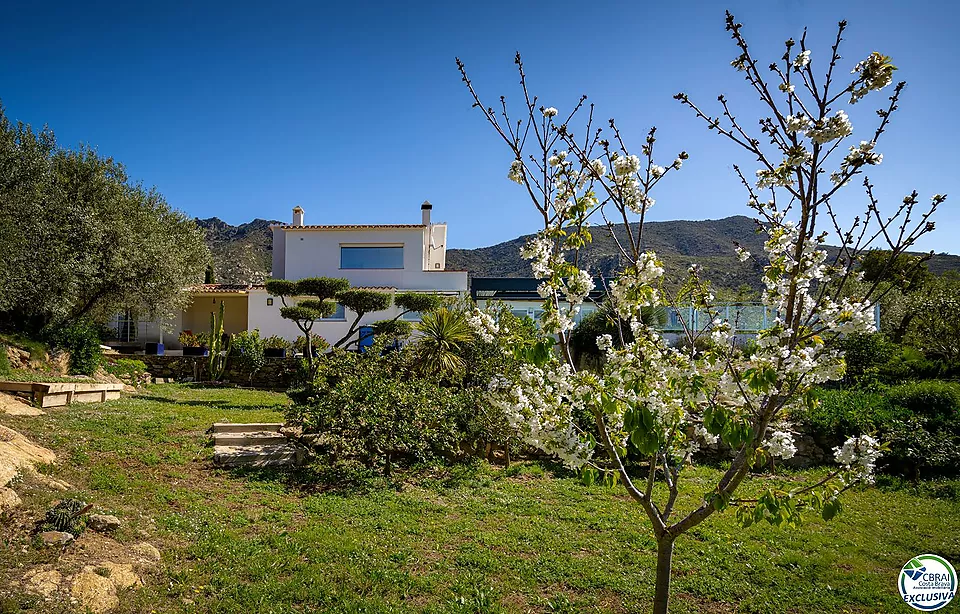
[0,381,124,408]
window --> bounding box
[340,246,403,269]
[319,303,346,321]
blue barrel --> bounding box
[358,326,375,352]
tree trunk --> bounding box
[653,535,675,614]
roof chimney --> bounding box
[421,200,432,226]
[292,206,304,226]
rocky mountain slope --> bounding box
[196,215,960,289]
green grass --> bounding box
[1,384,958,613]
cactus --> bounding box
[208,301,233,381]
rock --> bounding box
[70,570,119,613]
[0,486,21,512]
[0,424,57,488]
[34,474,73,491]
[87,514,122,534]
[94,562,142,590]
[39,530,75,547]
[22,568,63,597]
[130,542,161,565]
[0,392,43,416]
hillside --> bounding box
[195,217,278,284]
[195,215,960,289]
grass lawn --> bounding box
[1,384,958,613]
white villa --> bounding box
[129,202,468,352]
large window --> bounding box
[319,303,346,321]
[340,246,403,269]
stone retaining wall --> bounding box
[138,355,300,390]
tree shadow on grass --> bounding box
[134,395,286,412]
[223,455,575,499]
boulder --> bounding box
[87,514,122,534]
[39,530,75,548]
[22,568,63,597]
[0,393,43,416]
[94,562,142,590]
[0,486,21,512]
[70,570,119,613]
[0,424,57,488]
[130,542,161,566]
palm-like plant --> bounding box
[413,308,474,380]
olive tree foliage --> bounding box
[459,14,942,614]
[0,105,209,335]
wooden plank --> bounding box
[0,381,39,393]
[39,392,70,408]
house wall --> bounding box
[247,289,427,346]
[181,295,249,338]
[280,226,466,291]
[272,227,287,279]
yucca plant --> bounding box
[413,307,474,381]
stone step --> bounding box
[212,431,288,446]
[210,422,282,434]
[213,444,299,468]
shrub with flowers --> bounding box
[458,12,943,614]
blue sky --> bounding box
[1,0,956,253]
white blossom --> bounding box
[793,49,811,69]
[542,107,559,118]
[766,430,797,460]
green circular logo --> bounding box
[899,554,957,611]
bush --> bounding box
[0,344,9,378]
[289,341,466,475]
[50,321,103,375]
[798,389,895,445]
[840,332,898,386]
[886,380,960,431]
[796,381,960,478]
[230,329,265,380]
[105,358,147,385]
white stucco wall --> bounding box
[279,226,466,291]
[247,288,435,346]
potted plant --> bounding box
[263,335,289,358]
[293,335,329,357]
[179,331,208,357]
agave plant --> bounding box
[413,308,474,381]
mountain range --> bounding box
[195,215,960,290]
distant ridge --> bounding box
[195,215,960,288]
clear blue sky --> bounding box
[1,0,956,253]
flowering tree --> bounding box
[458,13,944,614]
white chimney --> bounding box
[292,206,304,226]
[421,200,432,225]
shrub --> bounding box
[886,380,960,431]
[839,332,898,386]
[178,331,199,347]
[105,358,147,385]
[230,329,265,380]
[798,389,895,445]
[289,341,464,475]
[796,381,960,478]
[0,345,9,378]
[50,320,103,375]
[263,335,290,350]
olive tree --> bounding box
[459,13,942,613]
[0,108,209,335]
